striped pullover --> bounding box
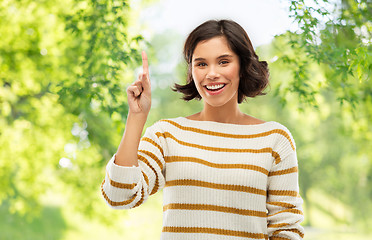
[101,117,305,240]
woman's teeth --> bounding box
[205,84,225,90]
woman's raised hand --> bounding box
[126,51,152,115]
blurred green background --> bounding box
[0,0,371,239]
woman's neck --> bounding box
[197,106,245,124]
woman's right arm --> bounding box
[116,51,151,167]
[101,51,166,209]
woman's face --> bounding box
[191,36,240,108]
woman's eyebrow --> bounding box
[217,54,233,59]
[193,57,205,62]
[193,54,233,62]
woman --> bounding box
[101,19,304,240]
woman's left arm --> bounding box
[266,151,305,240]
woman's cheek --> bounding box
[192,70,203,86]
[226,64,240,79]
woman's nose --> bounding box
[206,65,220,80]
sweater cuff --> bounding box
[106,154,141,184]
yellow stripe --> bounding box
[139,149,164,170]
[105,170,148,189]
[268,190,299,197]
[109,181,135,190]
[162,226,268,239]
[132,188,145,208]
[141,137,164,156]
[166,156,269,175]
[106,171,136,189]
[165,179,266,196]
[163,203,267,217]
[267,208,303,217]
[161,119,295,151]
[142,171,149,186]
[100,179,138,207]
[267,222,290,228]
[267,201,296,209]
[269,166,298,176]
[138,155,160,195]
[272,228,304,238]
[156,131,282,164]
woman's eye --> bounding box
[220,60,229,65]
[197,62,207,67]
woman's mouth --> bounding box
[204,84,227,95]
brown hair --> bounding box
[171,19,269,103]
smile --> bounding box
[205,83,225,90]
[204,84,227,95]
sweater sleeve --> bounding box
[267,140,305,239]
[100,122,166,209]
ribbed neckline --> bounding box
[177,117,276,128]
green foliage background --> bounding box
[0,0,371,239]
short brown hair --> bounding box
[171,19,269,104]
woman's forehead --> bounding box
[192,36,236,60]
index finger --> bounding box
[142,51,148,74]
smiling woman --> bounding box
[192,37,240,105]
[101,19,305,240]
[171,20,270,124]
